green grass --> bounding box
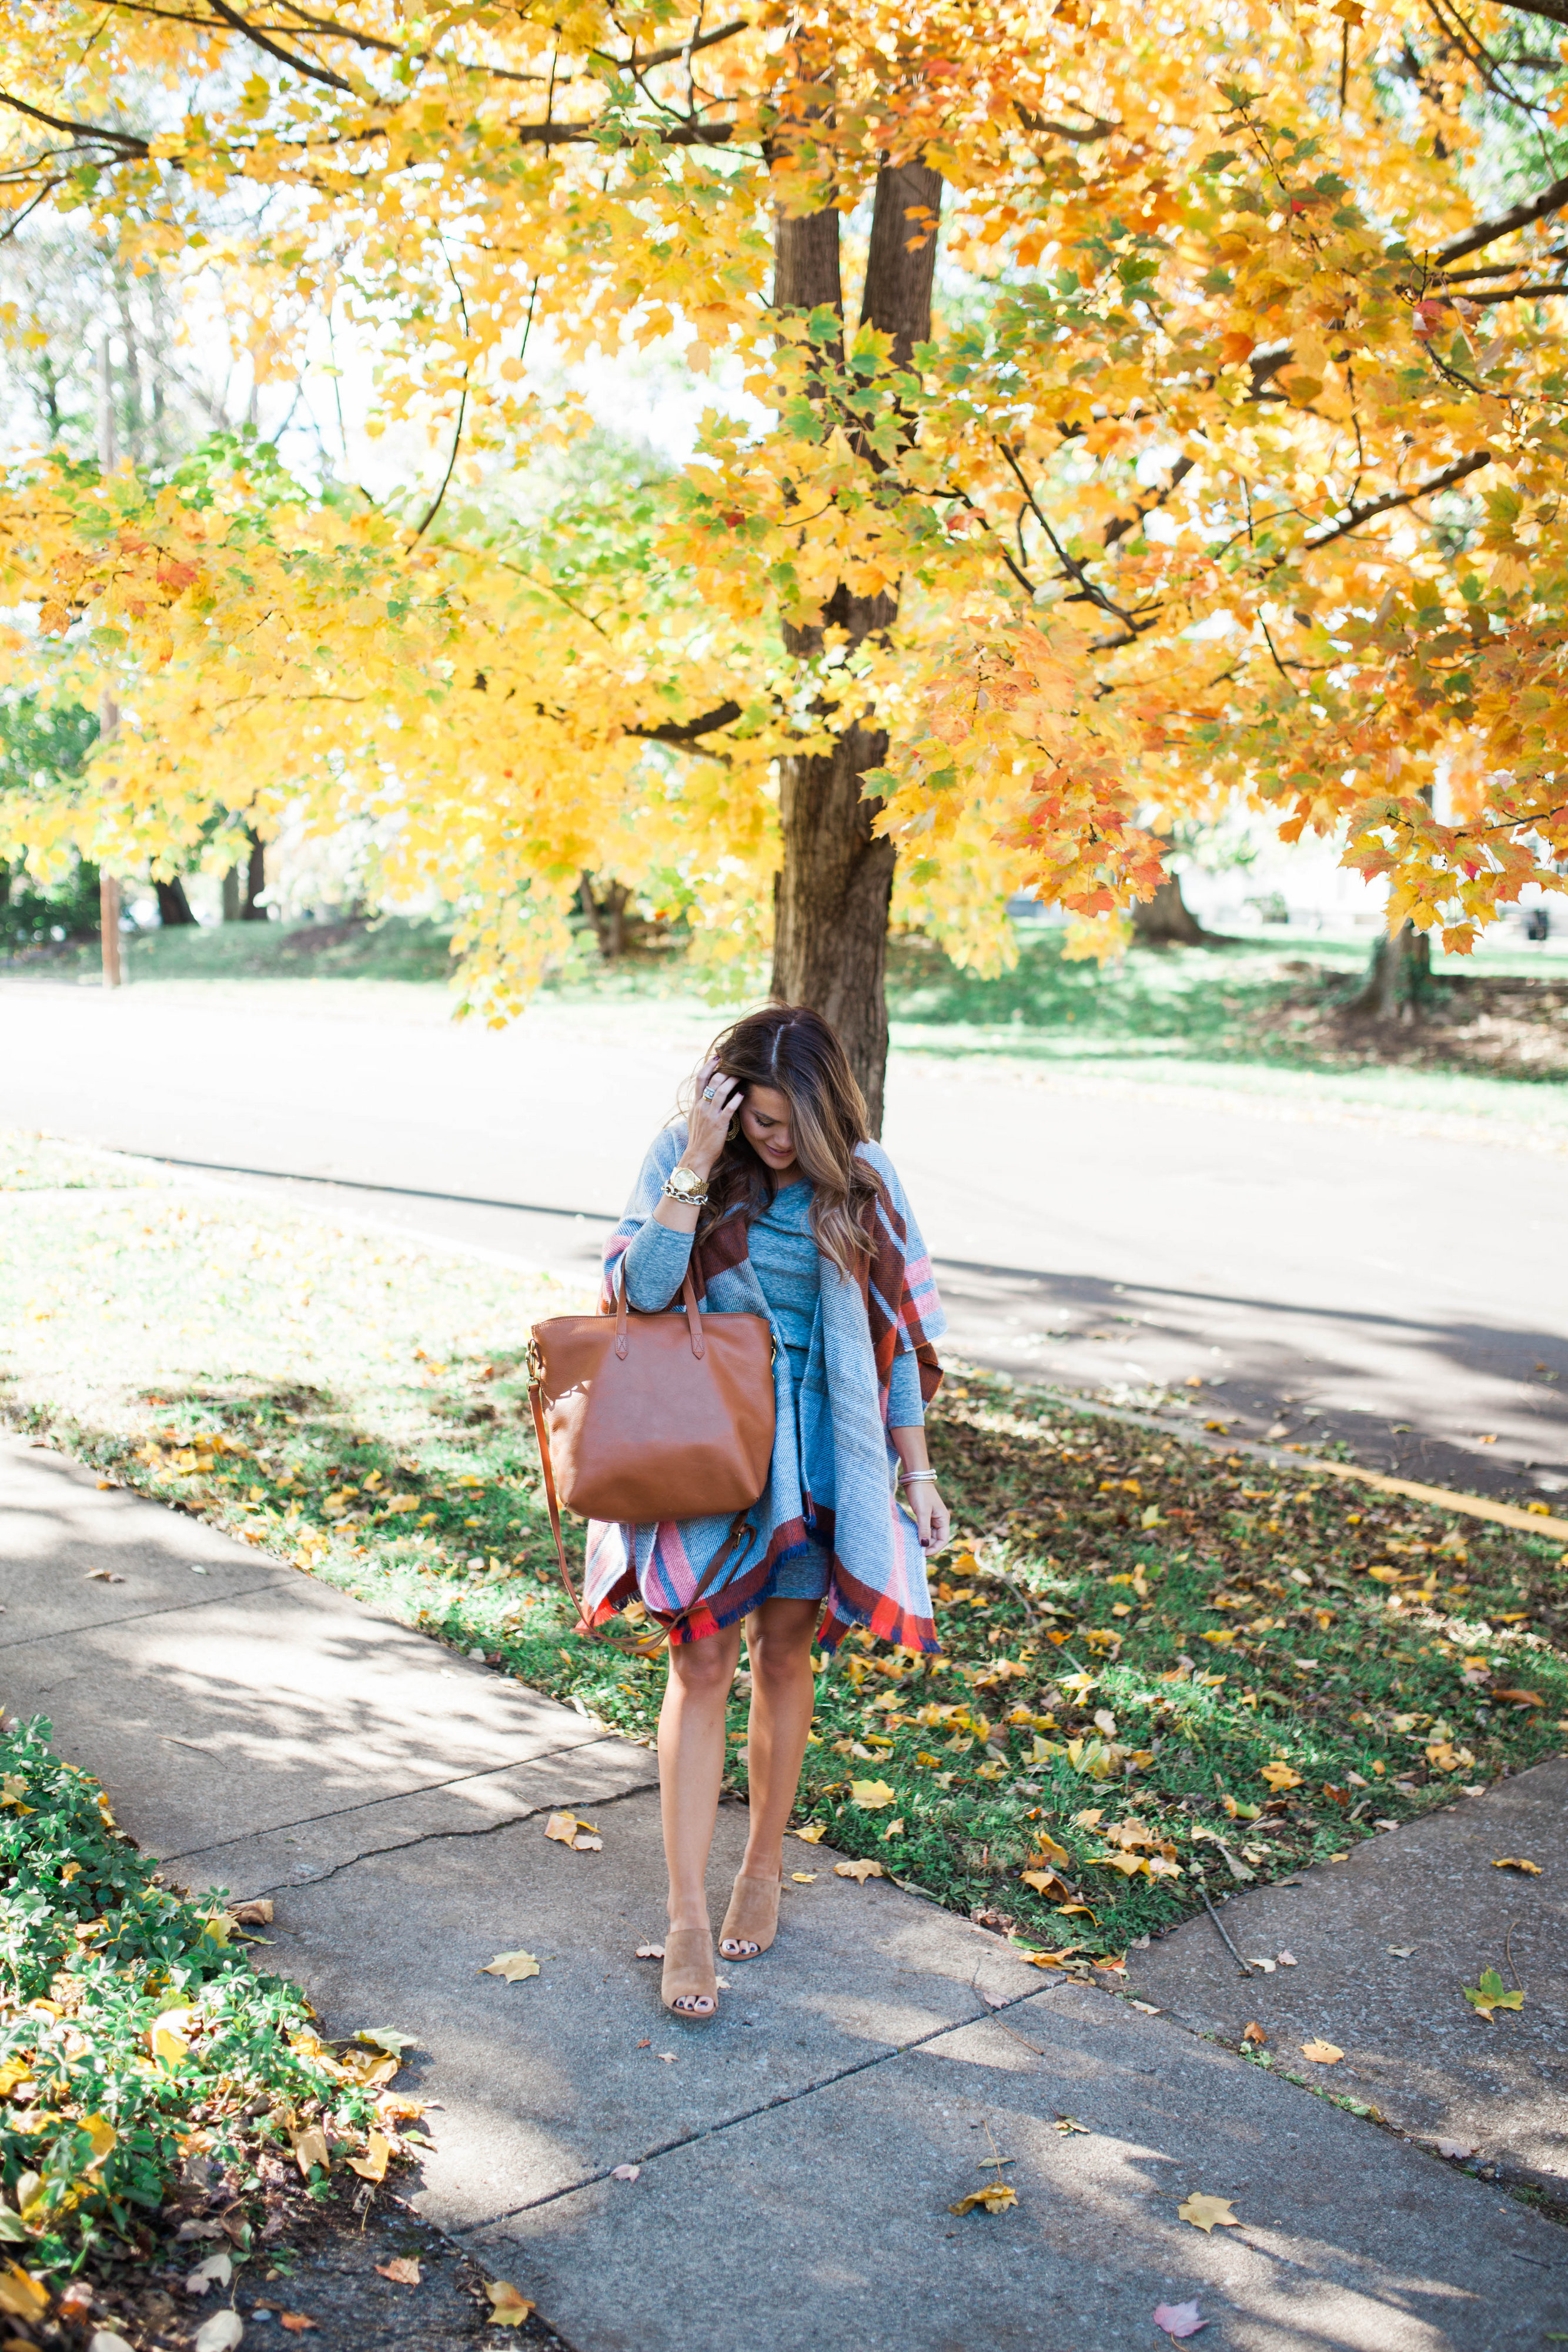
[0,1716,397,2295]
[48,913,460,989]
[4,1134,1563,1979]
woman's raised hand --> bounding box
[686,1058,743,1177]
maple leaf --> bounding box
[480,1950,541,1982]
[1154,2304,1208,2341]
[834,1859,884,1883]
[1463,1969,1524,2020]
[1178,2193,1241,2233]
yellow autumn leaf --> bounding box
[834,1860,884,1883]
[1020,1869,1067,1896]
[794,1823,826,1844]
[543,1812,583,1844]
[1492,1857,1542,1875]
[486,2281,535,2327]
[149,2009,195,2067]
[1259,1762,1302,1792]
[79,2114,116,2170]
[481,1950,541,1982]
[290,2124,330,2177]
[0,2265,48,2321]
[1178,2193,1241,2233]
[950,2183,1017,2214]
[1302,2039,1344,2064]
[349,2131,391,2183]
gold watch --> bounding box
[664,1165,710,1205]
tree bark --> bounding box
[155,876,198,927]
[241,827,266,920]
[1343,919,1430,1020]
[1131,875,1207,946]
[768,161,942,1135]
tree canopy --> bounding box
[0,0,1565,1043]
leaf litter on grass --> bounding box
[3,1151,1566,1967]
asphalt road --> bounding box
[3,974,1564,1500]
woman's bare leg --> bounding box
[735,1598,821,1887]
[658,1621,745,1983]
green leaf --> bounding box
[1462,1967,1523,2019]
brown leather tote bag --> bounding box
[527,1263,775,1650]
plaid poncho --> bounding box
[582,1125,946,1652]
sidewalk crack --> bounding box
[453,1982,1065,2235]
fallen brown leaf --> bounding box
[375,2259,420,2286]
[230,1899,274,1926]
[1241,2022,1267,2045]
[543,1811,584,1845]
[634,1943,664,1959]
[289,2125,329,2177]
[1489,1689,1544,1708]
[279,2316,317,2334]
[950,2184,1017,2214]
[834,1859,883,1883]
[349,2131,390,2183]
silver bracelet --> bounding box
[898,1469,938,1485]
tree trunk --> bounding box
[222,866,241,921]
[241,827,266,920]
[155,876,197,926]
[1343,920,1430,1020]
[1131,875,1207,946]
[768,161,942,1136]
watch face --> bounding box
[670,1166,701,1188]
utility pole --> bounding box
[97,332,122,988]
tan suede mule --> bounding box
[660,1926,718,2020]
[718,1869,781,1960]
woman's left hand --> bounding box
[908,1480,951,1555]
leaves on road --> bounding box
[481,1950,541,1982]
[279,2316,317,2334]
[375,2257,422,2286]
[1492,1857,1542,1874]
[791,1871,817,1883]
[1154,2304,1208,2341]
[1432,2137,1477,2159]
[834,1859,884,1882]
[349,2130,391,2183]
[544,1810,601,1850]
[848,1778,897,1809]
[950,2184,1017,2214]
[634,1942,664,1959]
[1178,2193,1241,2233]
[1242,2021,1267,2045]
[1302,2039,1344,2063]
[1463,1968,1524,2020]
[485,2281,534,2327]
[794,1823,826,1843]
[230,1898,275,1926]
[357,2026,415,2056]
[610,2163,641,2181]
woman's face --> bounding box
[737,1081,797,1174]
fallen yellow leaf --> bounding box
[1178,2193,1241,2233]
[485,2281,534,2327]
[848,1778,897,1809]
[0,2265,48,2322]
[1020,1869,1068,1897]
[834,1859,884,1883]
[79,2113,116,2170]
[480,1950,541,1982]
[794,1823,826,1843]
[349,2131,390,2182]
[1028,1832,1070,1868]
[790,1872,817,1884]
[290,2124,330,2177]
[950,2183,1017,2214]
[149,2009,195,2067]
[1302,2039,1343,2064]
[1492,1857,1542,1875]
[1259,1762,1302,1792]
[543,1811,585,1845]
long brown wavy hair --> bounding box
[681,1004,882,1277]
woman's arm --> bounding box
[620,1063,746,1308]
[890,1422,951,1556]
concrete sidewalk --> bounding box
[3,1431,1566,2351]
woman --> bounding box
[583,1004,951,2022]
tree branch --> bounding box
[1436,170,1568,262]
[1300,449,1491,550]
[0,89,150,154]
[626,699,742,743]
[205,0,355,90]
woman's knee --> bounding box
[667,1633,738,1698]
[748,1611,818,1689]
